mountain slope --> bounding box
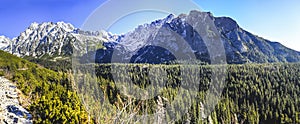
[0,50,89,123]
[214,16,300,63]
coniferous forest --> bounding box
[74,63,300,124]
[0,50,299,123]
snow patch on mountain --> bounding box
[0,36,11,50]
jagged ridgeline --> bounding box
[0,50,90,123]
[73,63,300,123]
[1,10,300,70]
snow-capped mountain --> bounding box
[3,22,118,58]
[1,10,300,64]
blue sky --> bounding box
[0,0,299,51]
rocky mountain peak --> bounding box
[215,17,239,33]
[28,21,75,32]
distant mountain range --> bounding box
[1,10,300,64]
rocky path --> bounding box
[0,77,32,124]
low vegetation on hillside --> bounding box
[0,50,90,123]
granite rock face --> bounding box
[0,77,32,124]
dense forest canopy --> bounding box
[0,50,299,123]
[74,63,300,123]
